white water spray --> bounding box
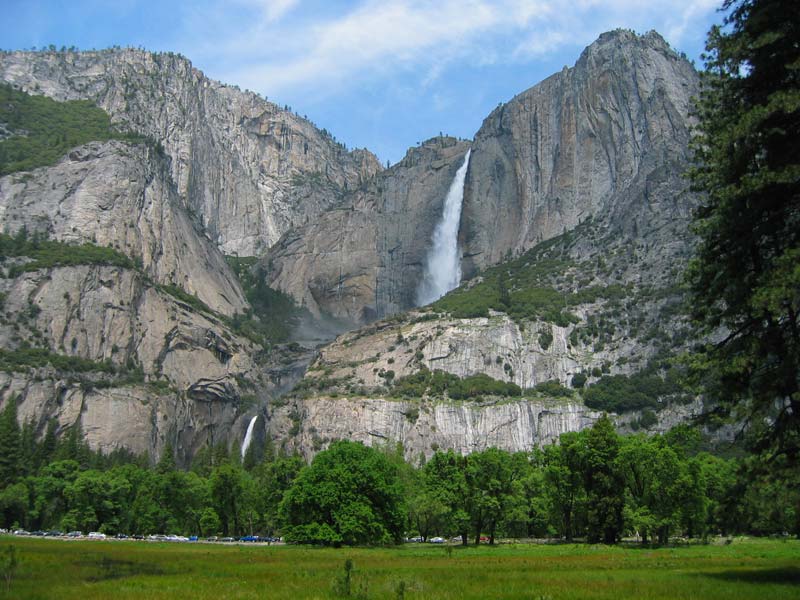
[416,149,471,306]
[241,415,258,459]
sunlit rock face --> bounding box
[0,29,706,461]
[264,138,472,326]
[461,30,699,275]
[0,48,383,256]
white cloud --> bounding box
[228,0,299,22]
[183,0,719,98]
[664,0,720,43]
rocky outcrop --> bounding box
[0,262,266,463]
[460,30,699,274]
[0,139,277,461]
[265,138,471,324]
[0,141,246,316]
[0,48,382,255]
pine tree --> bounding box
[689,0,800,456]
[34,419,58,470]
[0,397,21,487]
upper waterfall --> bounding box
[416,148,471,306]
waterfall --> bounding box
[240,415,258,459]
[416,148,471,306]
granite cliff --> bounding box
[264,30,698,326]
[0,48,382,256]
[0,30,712,461]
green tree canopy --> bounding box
[279,440,405,546]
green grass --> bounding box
[2,537,798,599]
[0,83,146,175]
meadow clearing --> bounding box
[0,536,798,599]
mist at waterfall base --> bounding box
[241,415,258,459]
[416,149,471,306]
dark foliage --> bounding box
[688,0,800,456]
[0,83,145,175]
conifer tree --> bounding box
[0,398,21,488]
[689,0,800,455]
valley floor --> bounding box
[2,536,798,599]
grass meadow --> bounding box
[1,536,798,599]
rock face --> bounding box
[265,138,471,324]
[262,30,699,324]
[0,48,382,255]
[0,30,707,461]
[0,263,262,463]
[305,311,627,392]
[271,395,601,462]
[0,141,246,316]
[0,141,273,462]
[268,393,716,462]
[460,30,698,274]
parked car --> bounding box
[45,530,64,537]
[30,530,46,536]
[13,529,30,536]
[406,536,423,543]
[429,537,445,544]
[188,535,198,542]
[240,535,259,542]
[148,534,167,541]
[132,534,144,540]
[88,532,106,539]
[219,537,235,542]
[115,533,129,539]
[66,531,82,538]
[206,536,219,542]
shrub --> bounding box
[582,369,687,413]
[571,373,587,389]
[390,368,520,400]
[529,380,573,398]
[0,232,135,276]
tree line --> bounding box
[0,397,796,545]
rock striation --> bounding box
[265,137,471,324]
[460,30,699,274]
[0,141,271,462]
[0,141,246,315]
[0,48,382,256]
[0,30,709,461]
[270,395,602,462]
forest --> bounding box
[1,397,797,546]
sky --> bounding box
[2,0,724,165]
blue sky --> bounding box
[3,0,723,165]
